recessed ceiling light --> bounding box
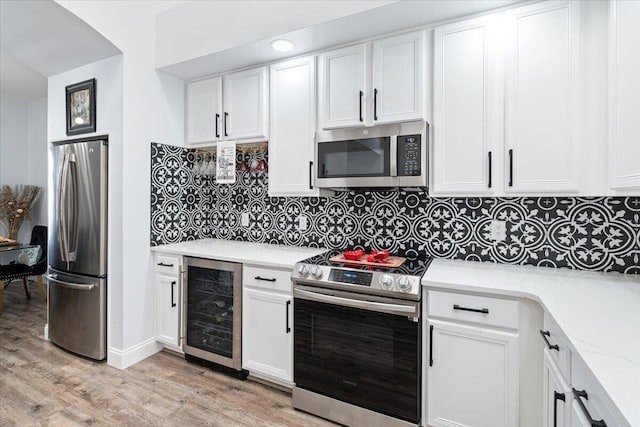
[270,39,294,52]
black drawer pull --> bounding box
[255,276,276,282]
[540,330,559,351]
[359,90,363,122]
[286,300,291,333]
[224,112,229,137]
[553,391,565,427]
[453,304,489,314]
[572,389,607,427]
[170,281,176,308]
[508,148,514,187]
[157,262,174,267]
[488,151,492,188]
[215,113,220,138]
[373,88,378,121]
[309,161,314,190]
[429,324,434,367]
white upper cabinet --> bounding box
[269,56,319,197]
[319,30,425,130]
[186,76,222,145]
[319,44,367,129]
[372,30,424,124]
[185,66,268,146]
[432,17,496,194]
[505,1,579,193]
[223,66,268,141]
[608,0,640,191]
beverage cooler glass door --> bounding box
[294,291,421,423]
[183,257,242,370]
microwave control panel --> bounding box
[397,134,421,176]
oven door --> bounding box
[293,285,421,423]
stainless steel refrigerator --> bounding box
[48,136,107,360]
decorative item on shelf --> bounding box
[65,78,96,136]
[0,185,42,241]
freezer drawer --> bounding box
[47,270,106,360]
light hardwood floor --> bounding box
[0,281,337,426]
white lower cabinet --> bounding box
[427,319,519,427]
[155,253,183,350]
[242,266,293,387]
[543,348,571,427]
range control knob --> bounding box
[310,266,323,279]
[379,274,394,290]
[397,276,412,292]
[297,264,309,277]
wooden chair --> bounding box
[0,226,48,304]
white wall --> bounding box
[0,95,48,243]
[55,0,185,368]
[48,53,125,358]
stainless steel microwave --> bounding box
[315,121,428,190]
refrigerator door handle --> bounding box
[57,153,70,262]
[67,153,79,262]
[46,274,95,291]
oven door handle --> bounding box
[294,288,418,317]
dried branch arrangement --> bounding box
[0,184,42,241]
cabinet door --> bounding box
[543,349,571,427]
[505,1,579,193]
[372,30,424,124]
[608,0,640,190]
[433,17,494,194]
[242,288,292,385]
[156,274,181,347]
[223,66,268,140]
[427,319,518,427]
[319,44,367,129]
[269,56,318,197]
[186,77,222,145]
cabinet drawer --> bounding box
[155,254,181,276]
[427,290,519,329]
[243,265,292,293]
[542,313,571,382]
[571,352,629,427]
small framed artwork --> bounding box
[65,78,96,136]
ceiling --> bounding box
[0,0,121,100]
[157,0,523,80]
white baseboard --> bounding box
[107,338,163,370]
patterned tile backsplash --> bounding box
[151,143,640,274]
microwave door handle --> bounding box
[390,135,398,177]
[294,288,418,317]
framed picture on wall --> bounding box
[65,78,96,136]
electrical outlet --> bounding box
[241,212,249,227]
[490,220,506,242]
[297,215,308,231]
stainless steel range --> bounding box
[291,250,431,427]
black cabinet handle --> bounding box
[286,300,291,333]
[429,324,434,367]
[254,276,276,282]
[553,391,565,427]
[508,148,514,187]
[309,161,314,190]
[359,90,363,122]
[572,389,607,427]
[157,262,174,267]
[373,88,378,121]
[215,113,220,138]
[540,330,559,351]
[453,304,489,314]
[488,151,492,188]
[224,112,229,137]
[171,281,176,308]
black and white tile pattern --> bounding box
[151,143,640,274]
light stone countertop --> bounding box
[422,259,640,427]
[150,238,327,270]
